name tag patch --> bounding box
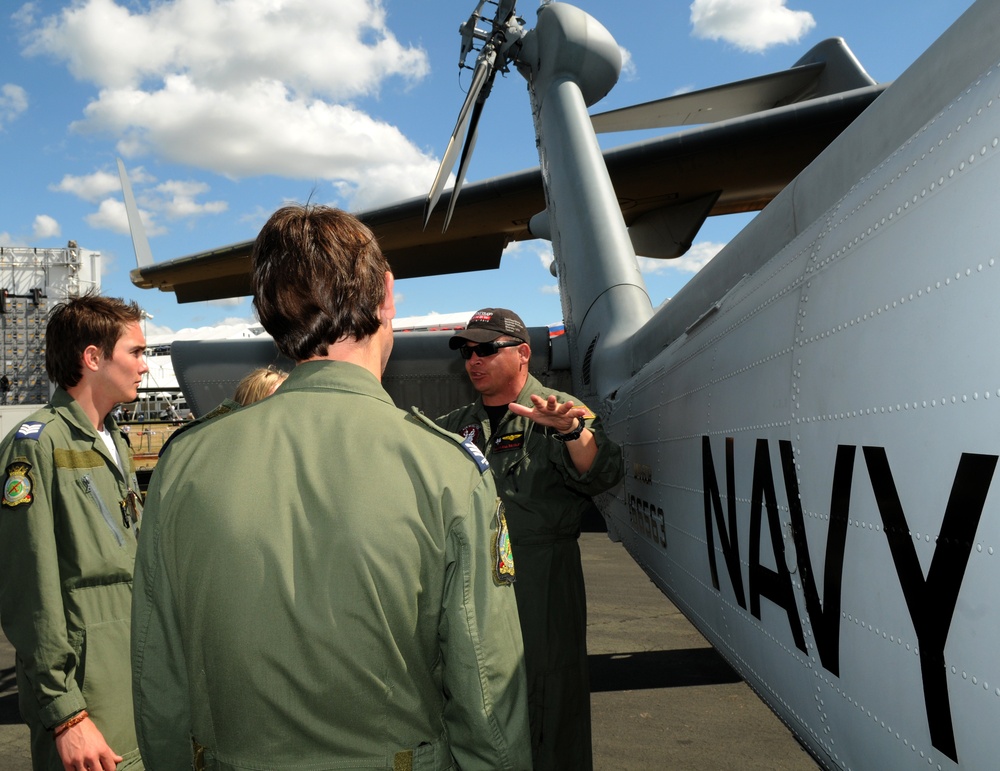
[492,432,524,454]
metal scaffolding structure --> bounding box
[0,243,100,405]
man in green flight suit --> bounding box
[0,294,149,770]
[437,308,625,771]
[132,206,531,770]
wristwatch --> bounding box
[552,419,585,442]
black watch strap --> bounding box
[552,419,585,442]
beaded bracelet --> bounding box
[54,710,88,737]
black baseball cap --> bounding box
[449,308,529,348]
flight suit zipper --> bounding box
[81,474,124,547]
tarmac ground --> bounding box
[1,531,817,770]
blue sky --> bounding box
[0,0,977,338]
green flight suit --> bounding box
[437,374,624,771]
[156,398,241,457]
[0,387,143,770]
[132,360,531,771]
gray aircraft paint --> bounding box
[564,1,1000,767]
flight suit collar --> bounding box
[50,386,131,483]
[280,359,396,407]
[473,373,545,420]
[470,373,544,451]
[513,373,545,408]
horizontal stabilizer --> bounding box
[591,38,876,133]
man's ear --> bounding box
[380,271,396,324]
[81,344,102,373]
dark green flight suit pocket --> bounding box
[80,617,137,754]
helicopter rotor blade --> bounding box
[424,1,524,232]
[442,77,492,233]
[423,55,492,230]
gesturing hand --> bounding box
[508,394,586,433]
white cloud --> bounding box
[32,215,61,239]
[0,84,28,128]
[690,0,815,53]
[151,179,227,220]
[115,164,156,186]
[144,316,259,343]
[504,239,554,266]
[21,0,427,97]
[501,239,562,294]
[98,248,119,277]
[504,232,721,285]
[639,240,724,275]
[205,297,246,308]
[619,47,637,82]
[85,198,129,234]
[86,197,165,236]
[77,77,439,207]
[19,0,438,210]
[56,164,227,225]
[52,170,122,202]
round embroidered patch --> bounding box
[3,463,34,508]
[460,424,481,444]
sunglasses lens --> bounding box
[458,339,524,359]
[460,342,501,359]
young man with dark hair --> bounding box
[133,205,530,770]
[438,307,625,771]
[0,293,148,770]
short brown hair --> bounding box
[46,293,144,389]
[251,205,390,361]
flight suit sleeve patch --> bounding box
[492,500,515,586]
[407,407,489,472]
[14,421,45,440]
[3,462,34,508]
[460,435,490,473]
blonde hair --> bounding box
[233,366,288,406]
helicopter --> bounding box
[123,1,1000,767]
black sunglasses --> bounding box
[459,340,522,360]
